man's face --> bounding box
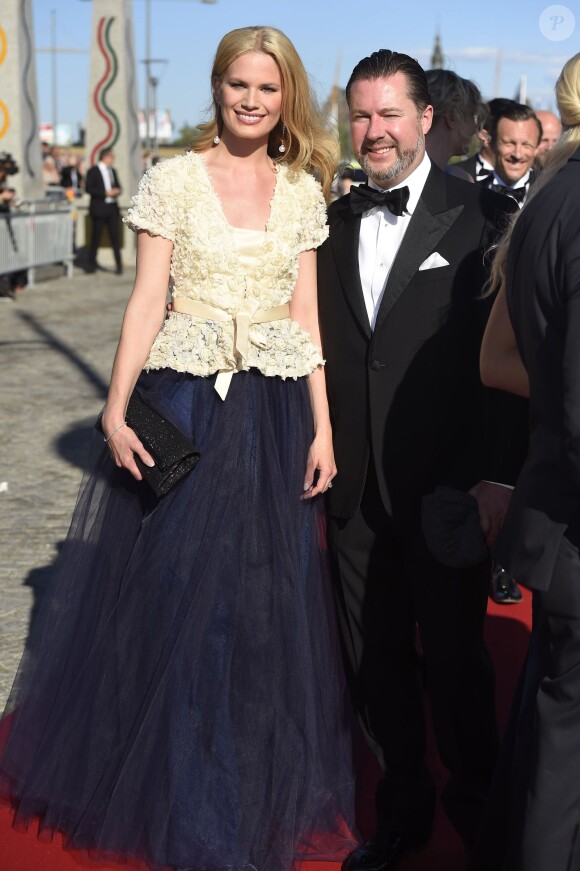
[493,117,539,184]
[103,151,115,166]
[348,72,433,188]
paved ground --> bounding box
[0,263,135,708]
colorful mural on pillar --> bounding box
[19,1,39,180]
[0,0,43,199]
[0,26,9,140]
[91,17,121,165]
[86,0,140,212]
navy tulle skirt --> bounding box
[0,369,357,871]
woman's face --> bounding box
[215,51,283,147]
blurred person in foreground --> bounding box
[476,52,580,871]
[0,25,357,871]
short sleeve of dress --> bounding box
[296,175,329,253]
[124,163,176,242]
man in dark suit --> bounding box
[317,50,515,870]
[479,102,541,208]
[60,155,84,195]
[85,146,123,274]
[477,101,542,605]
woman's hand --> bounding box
[302,431,337,499]
[102,418,155,481]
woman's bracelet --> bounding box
[103,421,127,442]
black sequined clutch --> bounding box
[97,389,200,497]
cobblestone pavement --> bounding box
[0,265,135,707]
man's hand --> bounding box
[469,480,512,547]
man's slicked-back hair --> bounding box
[346,49,430,113]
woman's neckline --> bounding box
[195,152,280,233]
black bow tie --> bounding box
[476,166,494,180]
[490,182,527,204]
[349,184,410,217]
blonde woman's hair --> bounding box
[488,52,580,295]
[192,26,339,200]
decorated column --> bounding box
[0,0,43,200]
[86,0,141,212]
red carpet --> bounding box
[0,590,532,871]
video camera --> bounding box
[0,152,19,178]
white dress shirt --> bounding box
[358,152,431,329]
[490,168,532,209]
[474,154,494,181]
[98,162,116,203]
[491,168,531,190]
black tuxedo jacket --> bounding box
[318,163,515,525]
[86,165,121,217]
[457,153,479,181]
[493,150,580,591]
[60,165,84,190]
[478,170,536,207]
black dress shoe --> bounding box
[115,266,123,275]
[491,566,522,604]
[344,831,429,871]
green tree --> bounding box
[173,123,199,147]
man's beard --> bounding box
[358,129,424,186]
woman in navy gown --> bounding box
[0,26,357,871]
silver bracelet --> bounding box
[103,421,127,442]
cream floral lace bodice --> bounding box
[124,151,328,384]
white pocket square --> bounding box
[418,252,450,271]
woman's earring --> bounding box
[278,122,286,154]
[214,101,221,144]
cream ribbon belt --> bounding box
[171,295,290,400]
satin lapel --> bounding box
[329,202,372,340]
[374,171,464,331]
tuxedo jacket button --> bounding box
[370,360,381,371]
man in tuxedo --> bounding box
[480,102,541,207]
[317,50,515,871]
[85,147,123,274]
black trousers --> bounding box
[473,521,580,871]
[327,463,499,841]
[88,205,122,270]
[517,526,580,871]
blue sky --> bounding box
[33,0,577,139]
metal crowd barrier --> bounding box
[0,200,74,287]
